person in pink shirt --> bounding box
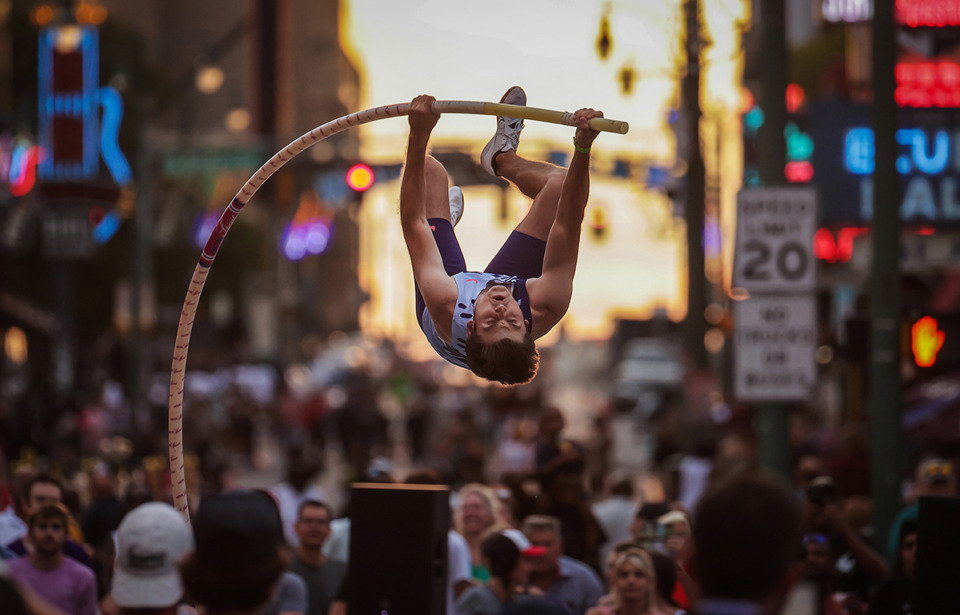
[7,503,97,615]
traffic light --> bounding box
[345,163,374,192]
[912,315,945,368]
[784,84,814,183]
[596,10,612,60]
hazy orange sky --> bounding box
[342,0,749,347]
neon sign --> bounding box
[1,133,44,197]
[844,127,951,176]
[813,227,868,263]
[842,126,960,221]
[896,0,960,27]
[896,62,960,108]
[37,25,130,185]
[823,0,872,23]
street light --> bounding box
[195,64,225,95]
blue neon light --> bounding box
[744,106,764,133]
[37,25,129,187]
[844,127,951,176]
[844,128,874,174]
[99,87,132,185]
[92,210,121,244]
[897,128,949,175]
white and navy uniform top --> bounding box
[419,272,534,368]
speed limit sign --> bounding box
[733,186,817,293]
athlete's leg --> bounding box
[495,151,566,242]
[423,155,453,221]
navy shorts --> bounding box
[415,218,547,325]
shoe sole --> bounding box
[480,86,526,176]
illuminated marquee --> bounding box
[843,125,960,221]
[896,0,960,27]
[37,25,130,185]
[896,62,960,108]
[822,0,872,23]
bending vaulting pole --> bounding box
[167,100,629,519]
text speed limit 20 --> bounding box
[734,187,817,294]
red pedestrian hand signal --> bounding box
[912,316,945,368]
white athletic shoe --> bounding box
[449,186,464,227]
[480,86,526,177]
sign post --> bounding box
[733,185,818,476]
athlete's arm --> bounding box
[527,109,602,335]
[400,95,457,337]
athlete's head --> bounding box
[465,284,539,385]
[465,333,539,385]
[467,284,528,343]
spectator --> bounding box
[648,550,686,615]
[692,475,802,615]
[870,519,917,615]
[5,474,94,569]
[657,510,696,609]
[7,503,97,615]
[454,532,535,615]
[629,502,669,547]
[534,407,585,474]
[799,533,847,615]
[269,446,326,547]
[885,457,957,565]
[533,453,607,572]
[455,484,507,582]
[792,452,825,500]
[106,502,194,615]
[591,476,636,569]
[586,545,654,615]
[522,515,604,615]
[180,490,288,615]
[0,468,34,550]
[253,490,308,615]
[288,500,345,615]
[801,476,887,602]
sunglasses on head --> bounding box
[925,462,953,479]
[803,533,829,546]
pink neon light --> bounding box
[895,62,960,108]
[10,146,40,197]
[896,0,960,26]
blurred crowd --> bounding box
[0,335,957,615]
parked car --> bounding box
[611,339,685,415]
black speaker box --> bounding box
[346,483,449,615]
[916,495,960,615]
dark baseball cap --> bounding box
[192,490,284,568]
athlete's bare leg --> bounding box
[422,155,453,221]
[494,150,566,242]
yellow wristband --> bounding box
[573,136,591,154]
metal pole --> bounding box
[130,133,154,440]
[757,0,790,477]
[683,0,708,371]
[870,0,901,552]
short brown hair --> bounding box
[29,503,69,529]
[465,333,539,385]
[297,499,333,521]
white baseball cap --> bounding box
[111,502,194,608]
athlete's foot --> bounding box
[449,186,464,227]
[480,86,526,177]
